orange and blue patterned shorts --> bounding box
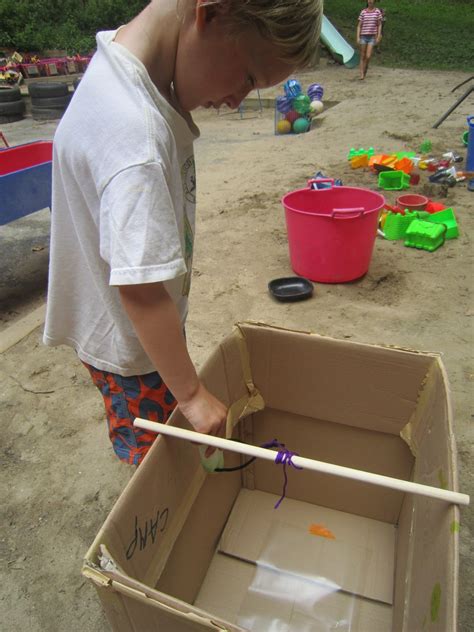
[83,363,177,466]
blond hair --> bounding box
[201,0,323,68]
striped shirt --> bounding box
[359,8,382,35]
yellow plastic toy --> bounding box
[276,119,292,134]
[350,154,369,169]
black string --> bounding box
[214,438,256,472]
[213,439,283,473]
[215,457,256,472]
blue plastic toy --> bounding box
[466,115,474,191]
[307,83,324,101]
[275,95,293,114]
[284,79,302,99]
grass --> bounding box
[325,0,474,72]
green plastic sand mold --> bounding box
[404,219,447,252]
[378,170,410,191]
[383,208,459,241]
[383,211,430,240]
[383,208,459,244]
[427,208,459,240]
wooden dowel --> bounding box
[134,419,470,507]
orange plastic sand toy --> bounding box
[309,524,336,539]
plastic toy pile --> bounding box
[348,113,474,193]
[347,142,471,189]
[363,145,465,253]
[340,120,474,252]
[379,204,459,253]
[274,79,324,135]
[309,166,459,253]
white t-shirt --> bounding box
[43,30,199,376]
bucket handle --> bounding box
[331,207,365,219]
[308,178,334,189]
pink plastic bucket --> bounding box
[282,181,385,283]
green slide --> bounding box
[321,15,359,69]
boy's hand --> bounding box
[178,382,227,456]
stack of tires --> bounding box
[28,82,72,121]
[0,86,26,124]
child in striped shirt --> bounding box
[357,0,383,79]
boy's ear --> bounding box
[195,0,221,31]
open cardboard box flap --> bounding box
[83,322,460,631]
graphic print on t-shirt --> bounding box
[181,155,196,296]
[182,155,196,203]
[182,213,193,296]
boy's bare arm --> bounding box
[118,282,227,439]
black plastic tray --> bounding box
[268,276,314,302]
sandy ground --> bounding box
[1,61,473,630]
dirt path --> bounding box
[1,63,473,630]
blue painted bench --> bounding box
[0,140,53,226]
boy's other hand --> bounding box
[178,382,227,456]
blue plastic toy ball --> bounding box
[284,79,302,99]
[307,83,324,101]
[275,95,293,114]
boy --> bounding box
[43,0,323,465]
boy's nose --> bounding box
[226,86,251,110]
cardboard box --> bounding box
[83,322,460,631]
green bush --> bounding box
[0,0,148,54]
